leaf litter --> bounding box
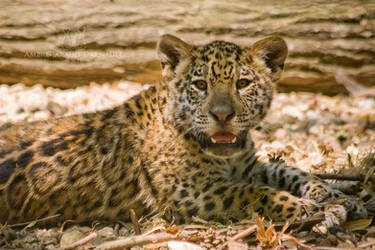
[0,81,375,249]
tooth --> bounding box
[231,137,237,143]
[211,137,217,143]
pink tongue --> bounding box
[211,131,236,143]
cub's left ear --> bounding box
[250,36,288,81]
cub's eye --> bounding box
[236,79,251,89]
[192,80,207,91]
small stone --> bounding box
[97,227,116,240]
[60,229,85,248]
[91,227,117,245]
[47,101,68,115]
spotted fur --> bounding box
[0,34,366,225]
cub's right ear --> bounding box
[157,34,191,78]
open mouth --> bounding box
[198,130,247,158]
[210,131,237,144]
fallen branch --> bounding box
[274,216,325,231]
[7,214,61,228]
[316,153,375,182]
[316,173,364,181]
[61,232,97,250]
[95,232,177,250]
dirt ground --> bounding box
[0,82,375,249]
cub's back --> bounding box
[0,114,100,223]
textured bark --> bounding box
[0,0,374,94]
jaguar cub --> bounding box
[0,34,366,226]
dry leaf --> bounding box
[343,219,372,231]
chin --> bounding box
[203,144,245,158]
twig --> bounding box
[192,216,209,225]
[316,173,364,182]
[129,209,141,234]
[95,232,177,249]
[281,234,312,250]
[219,224,257,250]
[316,247,348,250]
[62,231,97,250]
[60,219,79,232]
[347,153,354,169]
[274,215,325,231]
[227,224,257,242]
[7,214,61,228]
[182,224,209,230]
[142,225,166,236]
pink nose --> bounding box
[209,110,235,122]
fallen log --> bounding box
[0,0,374,95]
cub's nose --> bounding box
[209,95,235,122]
[209,109,235,122]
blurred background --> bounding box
[0,0,374,95]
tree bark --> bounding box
[0,0,374,95]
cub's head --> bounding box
[157,34,287,158]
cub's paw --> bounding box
[299,199,348,233]
[338,195,368,219]
[303,183,367,220]
[303,182,332,202]
[298,197,365,233]
[313,204,347,234]
[325,189,367,219]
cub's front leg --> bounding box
[159,175,318,224]
[251,161,367,220]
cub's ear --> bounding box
[157,34,192,78]
[250,36,288,81]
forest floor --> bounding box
[0,81,375,249]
